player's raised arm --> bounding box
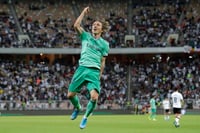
[73,6,89,34]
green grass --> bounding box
[0,114,199,133]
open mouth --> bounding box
[93,29,97,32]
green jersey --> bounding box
[150,98,156,109]
[78,31,109,69]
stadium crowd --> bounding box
[0,57,128,110]
[0,0,199,48]
[0,0,200,112]
[130,55,200,111]
[0,54,200,110]
[0,0,200,111]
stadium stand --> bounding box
[0,0,200,112]
[1,0,198,48]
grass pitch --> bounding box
[0,114,199,133]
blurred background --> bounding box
[0,0,199,115]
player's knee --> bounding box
[67,92,76,99]
[90,94,98,101]
[90,96,98,101]
[90,90,99,101]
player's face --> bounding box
[92,21,103,35]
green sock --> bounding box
[85,100,97,117]
[151,113,156,119]
[69,95,81,110]
[150,113,154,119]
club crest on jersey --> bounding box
[86,43,101,52]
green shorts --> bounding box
[68,66,101,93]
[151,108,157,113]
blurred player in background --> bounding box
[67,6,110,129]
[148,94,158,121]
[162,96,171,120]
[171,86,184,128]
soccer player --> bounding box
[67,6,110,129]
[171,86,184,127]
[162,96,171,120]
[148,94,157,121]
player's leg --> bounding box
[173,108,181,127]
[175,113,181,126]
[152,109,157,121]
[167,109,170,120]
[148,108,152,120]
[164,110,167,120]
[68,92,82,120]
[80,89,98,129]
[149,108,156,120]
[164,109,170,120]
[85,89,98,117]
[79,68,100,129]
[68,67,86,120]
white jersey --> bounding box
[162,99,170,110]
[171,91,183,108]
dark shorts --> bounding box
[164,109,170,113]
[173,108,181,114]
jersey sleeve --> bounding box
[80,31,90,40]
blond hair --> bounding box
[100,20,110,33]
